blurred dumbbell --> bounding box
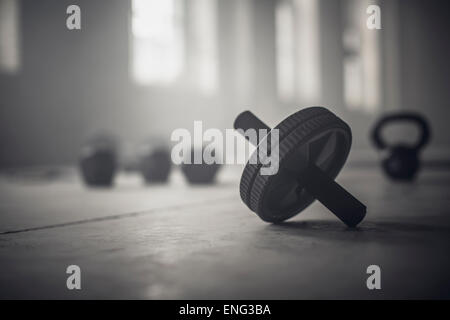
[181,146,221,184]
[79,134,118,187]
[139,145,172,183]
[371,112,431,181]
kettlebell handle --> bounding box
[371,112,431,151]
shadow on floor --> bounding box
[264,219,450,245]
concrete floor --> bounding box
[0,166,450,299]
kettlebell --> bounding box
[371,112,430,181]
[139,145,172,183]
[79,134,118,187]
[181,146,222,184]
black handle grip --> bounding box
[298,164,366,227]
[234,111,271,146]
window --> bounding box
[276,0,321,103]
[342,0,381,112]
[234,0,254,99]
[0,0,20,73]
[186,0,218,94]
[131,0,218,94]
[131,0,184,85]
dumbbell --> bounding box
[371,112,430,181]
[139,145,172,183]
[234,107,366,227]
[181,146,222,184]
[79,135,118,187]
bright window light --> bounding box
[0,0,20,73]
[343,0,381,112]
[276,0,295,100]
[276,0,321,103]
[187,0,218,94]
[131,0,184,85]
[295,0,321,101]
[235,0,254,99]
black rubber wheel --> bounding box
[239,107,352,222]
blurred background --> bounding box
[2,0,450,300]
[0,0,449,168]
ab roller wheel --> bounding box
[234,107,366,227]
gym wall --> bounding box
[0,0,449,168]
